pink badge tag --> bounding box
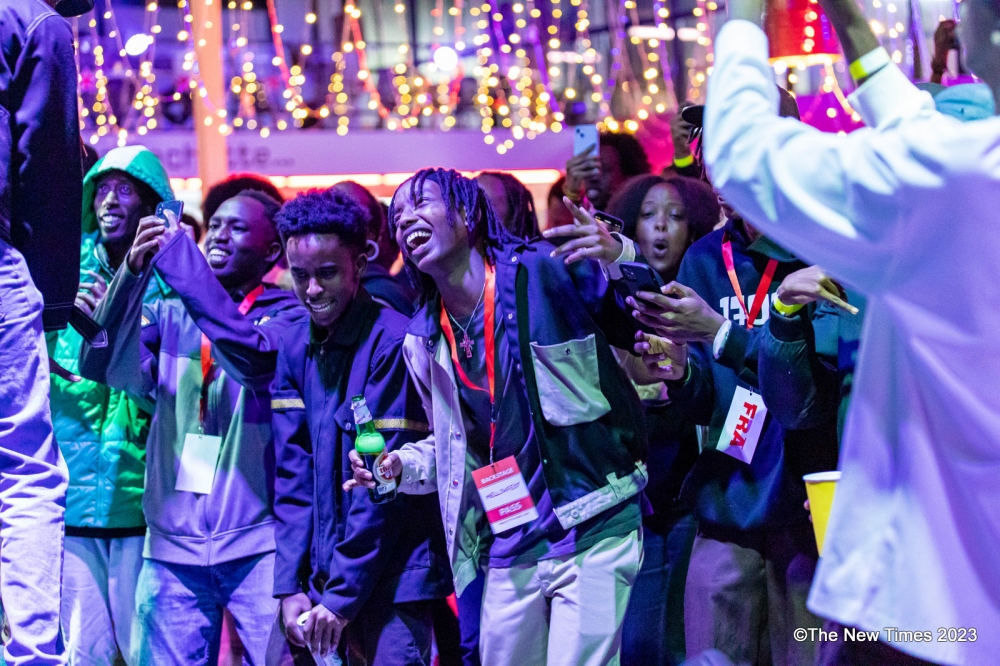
[472,456,540,534]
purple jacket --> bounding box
[80,232,307,565]
[0,0,83,330]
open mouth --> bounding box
[207,247,231,265]
[651,240,669,256]
[405,229,432,254]
[308,300,335,314]
[99,213,125,228]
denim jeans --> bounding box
[622,514,698,666]
[61,535,144,665]
[136,552,279,666]
[0,239,69,665]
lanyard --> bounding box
[199,284,265,427]
[440,261,497,463]
[721,233,778,330]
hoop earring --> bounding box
[365,239,380,262]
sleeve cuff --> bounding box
[766,306,811,342]
[396,445,433,493]
[847,63,935,129]
[717,323,752,371]
[605,233,636,280]
[712,320,732,360]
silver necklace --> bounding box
[448,283,486,359]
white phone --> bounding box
[573,124,599,157]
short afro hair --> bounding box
[230,189,282,230]
[274,187,369,254]
[203,173,284,222]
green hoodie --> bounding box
[48,146,173,530]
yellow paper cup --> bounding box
[803,471,841,555]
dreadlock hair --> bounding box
[476,171,540,240]
[388,168,513,305]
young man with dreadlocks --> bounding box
[347,168,648,664]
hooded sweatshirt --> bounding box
[80,231,307,565]
[48,146,173,532]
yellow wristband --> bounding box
[849,47,891,83]
[773,296,804,316]
[673,154,695,168]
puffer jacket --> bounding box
[47,237,169,529]
[48,145,173,530]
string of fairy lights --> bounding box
[74,0,919,151]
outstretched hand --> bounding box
[776,265,859,314]
[543,196,624,265]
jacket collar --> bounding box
[724,218,797,263]
[309,288,374,349]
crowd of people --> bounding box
[0,0,998,665]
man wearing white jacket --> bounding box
[694,0,1000,663]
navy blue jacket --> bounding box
[669,220,831,530]
[362,264,417,317]
[1,0,83,330]
[270,290,452,620]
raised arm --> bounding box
[151,231,304,391]
[705,0,941,291]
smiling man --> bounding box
[266,188,451,665]
[347,168,648,665]
[48,146,172,666]
[80,190,306,665]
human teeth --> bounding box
[309,301,333,312]
[208,249,229,261]
[406,230,431,250]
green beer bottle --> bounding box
[351,395,397,504]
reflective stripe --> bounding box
[373,418,430,433]
[271,398,305,410]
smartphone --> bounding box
[573,124,599,157]
[620,261,665,298]
[594,211,624,234]
[155,200,184,228]
[620,261,666,335]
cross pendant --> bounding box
[459,332,474,359]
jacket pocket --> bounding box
[529,334,611,427]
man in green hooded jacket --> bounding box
[47,145,173,665]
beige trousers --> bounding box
[479,529,642,666]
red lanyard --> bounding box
[199,284,265,427]
[440,261,497,462]
[721,233,777,330]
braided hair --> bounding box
[477,171,540,240]
[389,168,513,305]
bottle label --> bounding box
[372,450,396,495]
[352,399,373,425]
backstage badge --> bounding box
[716,385,767,464]
[472,456,539,534]
[176,433,223,494]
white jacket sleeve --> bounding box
[702,20,994,292]
[396,335,438,495]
